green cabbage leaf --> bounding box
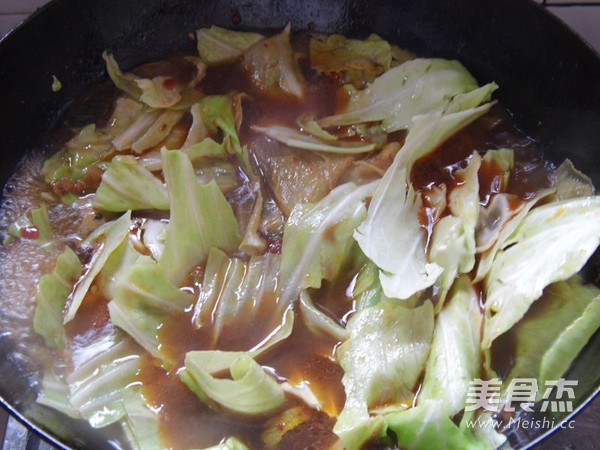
[158,149,241,285]
[418,277,482,416]
[319,58,497,132]
[36,372,80,419]
[354,104,493,300]
[334,300,434,449]
[280,181,377,304]
[108,255,194,364]
[193,247,283,343]
[179,353,285,416]
[299,290,349,342]
[251,124,377,154]
[103,52,202,109]
[309,33,392,86]
[64,211,131,323]
[197,26,264,65]
[34,246,82,348]
[121,387,163,450]
[483,196,600,348]
[504,277,600,394]
[65,329,142,428]
[385,401,488,450]
[94,156,169,211]
[242,23,306,99]
[429,152,481,304]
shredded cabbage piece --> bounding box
[252,124,377,154]
[418,277,482,417]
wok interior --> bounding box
[0,0,599,448]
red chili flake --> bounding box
[231,13,241,25]
[162,78,177,90]
[20,226,40,240]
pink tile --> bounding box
[549,6,600,52]
[547,0,600,3]
[0,0,49,14]
[0,14,28,39]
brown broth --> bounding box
[145,303,347,448]
[412,106,552,199]
[65,286,111,343]
[261,308,346,418]
[412,106,553,244]
[139,359,265,450]
[240,73,338,136]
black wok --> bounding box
[0,0,599,449]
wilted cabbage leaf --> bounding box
[109,255,194,364]
[197,25,264,65]
[319,58,497,132]
[65,329,142,428]
[354,104,493,300]
[280,181,377,304]
[34,247,82,348]
[64,211,132,323]
[193,247,282,343]
[179,353,285,416]
[158,149,241,285]
[429,152,481,304]
[242,23,306,99]
[334,300,434,449]
[483,196,600,348]
[121,387,163,450]
[94,155,169,211]
[385,401,488,450]
[504,277,600,393]
[252,124,376,154]
[418,277,482,417]
[309,33,392,87]
[103,52,202,110]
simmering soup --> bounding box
[1,24,599,450]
